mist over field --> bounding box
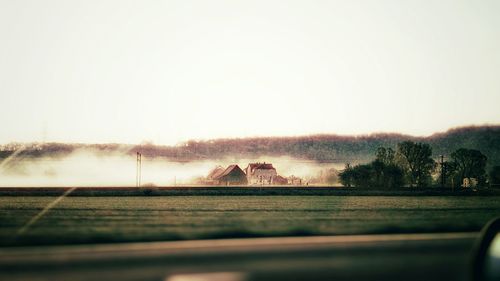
[0,126,498,187]
[0,149,342,187]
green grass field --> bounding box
[1,196,499,246]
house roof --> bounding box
[274,175,288,184]
[247,162,275,172]
[207,166,225,179]
[214,164,244,179]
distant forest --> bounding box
[1,126,499,167]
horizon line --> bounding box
[1,123,499,147]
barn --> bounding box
[211,165,248,185]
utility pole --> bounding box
[136,152,142,188]
[441,155,445,188]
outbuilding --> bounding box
[211,165,248,185]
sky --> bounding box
[1,0,499,145]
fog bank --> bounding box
[0,150,343,187]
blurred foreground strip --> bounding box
[166,272,247,281]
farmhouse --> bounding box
[207,165,247,185]
[205,162,291,186]
[462,178,478,188]
[245,162,277,185]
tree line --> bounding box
[339,141,499,189]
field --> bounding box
[1,195,499,247]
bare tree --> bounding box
[396,141,436,187]
[376,147,395,165]
[451,148,487,187]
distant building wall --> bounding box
[248,169,277,185]
[462,178,478,188]
[245,163,278,185]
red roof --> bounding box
[247,162,275,173]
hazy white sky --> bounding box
[1,0,499,145]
